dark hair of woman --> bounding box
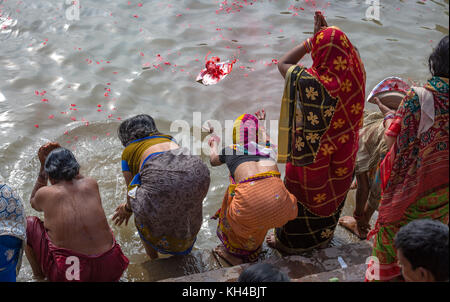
[44,148,80,181]
[429,35,449,78]
[117,114,160,147]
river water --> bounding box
[0,0,448,282]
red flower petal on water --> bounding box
[70,104,76,107]
[97,104,102,107]
[138,3,143,7]
[70,117,76,121]
[133,15,139,18]
[41,98,48,102]
[48,114,55,119]
[35,90,39,95]
[140,52,144,56]
[64,130,69,135]
[34,124,39,128]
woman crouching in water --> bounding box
[113,114,211,259]
[209,111,298,266]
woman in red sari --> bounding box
[366,36,449,282]
[267,13,366,253]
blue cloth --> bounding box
[121,160,131,172]
[0,235,22,282]
[128,151,166,189]
[136,224,196,256]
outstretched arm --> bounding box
[112,170,134,227]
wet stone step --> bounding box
[293,263,368,282]
[158,241,372,282]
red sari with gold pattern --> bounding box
[275,26,366,252]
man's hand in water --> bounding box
[314,11,328,36]
[38,142,61,166]
[113,203,132,226]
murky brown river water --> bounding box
[0,0,448,281]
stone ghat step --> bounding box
[293,263,368,282]
[157,241,372,282]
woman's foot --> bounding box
[266,233,284,251]
[338,216,370,240]
[350,179,357,190]
[213,245,244,267]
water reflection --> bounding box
[0,0,448,282]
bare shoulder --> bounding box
[31,185,63,212]
[77,177,102,198]
[79,176,99,189]
[35,185,59,198]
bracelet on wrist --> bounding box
[383,114,395,128]
[384,113,395,121]
[303,38,312,53]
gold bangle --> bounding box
[303,38,312,53]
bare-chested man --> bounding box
[25,143,129,282]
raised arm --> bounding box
[254,109,277,150]
[209,135,223,167]
[277,11,328,78]
[277,43,309,79]
[373,97,397,150]
[30,142,61,211]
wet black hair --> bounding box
[429,35,449,78]
[394,219,449,282]
[238,263,291,282]
[44,148,80,181]
[117,114,160,147]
